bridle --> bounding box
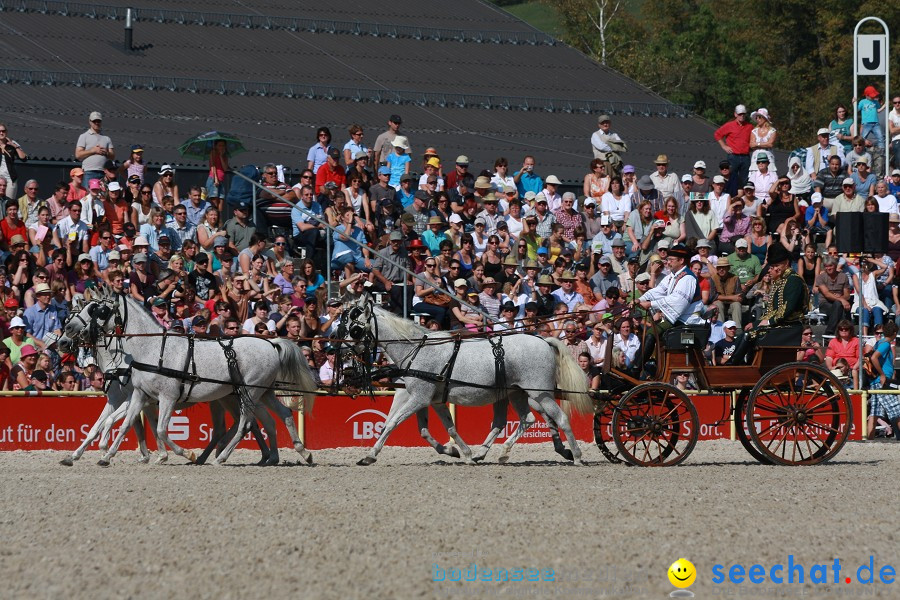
[65,294,126,349]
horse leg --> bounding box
[220,395,271,463]
[215,393,259,465]
[534,393,583,465]
[497,393,536,464]
[133,411,151,464]
[358,390,430,466]
[417,406,460,458]
[99,401,129,451]
[98,390,147,466]
[260,391,312,466]
[62,400,118,466]
[472,398,510,462]
[431,402,474,465]
[152,398,197,465]
[195,401,228,465]
[253,400,281,466]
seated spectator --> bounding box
[331,206,371,277]
[714,320,738,365]
[825,320,860,388]
[612,317,640,370]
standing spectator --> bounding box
[386,137,411,189]
[119,144,145,185]
[889,95,900,171]
[373,115,407,166]
[0,124,27,201]
[855,86,886,175]
[206,140,229,212]
[830,104,854,153]
[74,111,114,190]
[714,105,753,186]
[307,126,332,173]
[749,108,777,173]
[513,155,543,197]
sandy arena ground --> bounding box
[1,440,898,600]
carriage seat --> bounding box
[662,324,710,351]
[755,324,803,348]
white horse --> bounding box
[62,290,317,466]
[344,299,592,465]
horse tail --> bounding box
[271,338,318,414]
[544,337,592,415]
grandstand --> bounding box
[0,0,726,183]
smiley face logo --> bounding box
[668,559,696,589]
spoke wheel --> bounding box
[593,395,623,464]
[734,391,772,465]
[611,383,699,467]
[746,362,852,466]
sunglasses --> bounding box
[274,242,286,246]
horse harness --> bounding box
[129,330,201,404]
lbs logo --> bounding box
[346,409,388,440]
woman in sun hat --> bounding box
[749,108,777,174]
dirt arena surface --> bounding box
[1,440,898,600]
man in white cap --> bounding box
[804,192,831,244]
[713,320,739,365]
[75,111,114,190]
[714,104,754,186]
[805,127,845,175]
[830,178,864,218]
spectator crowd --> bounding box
[2,92,900,440]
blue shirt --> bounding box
[307,143,331,173]
[386,152,411,187]
[804,204,829,225]
[139,223,179,252]
[23,302,61,341]
[291,200,323,237]
[332,224,367,261]
[858,98,880,124]
[89,245,111,271]
[397,187,415,209]
[181,199,210,228]
[875,339,894,380]
[514,170,544,196]
[421,229,449,255]
[851,172,878,194]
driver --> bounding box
[728,244,810,364]
[638,244,704,331]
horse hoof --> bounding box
[265,456,280,467]
[498,454,510,465]
[137,456,150,464]
[558,449,575,461]
[573,459,585,466]
[185,450,197,463]
[155,455,168,465]
[60,457,74,467]
[97,459,110,467]
[302,452,314,465]
[357,456,376,466]
[447,446,461,459]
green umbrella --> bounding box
[178,131,246,159]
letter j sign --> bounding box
[857,35,887,75]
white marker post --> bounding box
[853,18,890,177]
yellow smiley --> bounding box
[668,558,696,588]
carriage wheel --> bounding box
[611,383,699,467]
[734,391,772,465]
[593,395,623,464]
[745,362,852,466]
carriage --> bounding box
[592,324,854,467]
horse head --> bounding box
[62,284,122,348]
[344,294,373,342]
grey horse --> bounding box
[62,289,318,466]
[343,298,592,465]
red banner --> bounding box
[0,392,865,452]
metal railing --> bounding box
[0,68,693,117]
[230,169,498,324]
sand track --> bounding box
[1,440,897,600]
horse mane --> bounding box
[373,306,450,341]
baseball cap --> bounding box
[611,238,625,247]
[622,165,635,174]
[693,160,707,169]
[842,177,855,187]
[159,164,175,174]
[70,167,84,177]
[635,273,651,283]
[735,239,749,249]
[584,198,596,207]
[448,213,463,224]
[389,114,402,124]
[133,252,148,263]
[734,105,747,114]
[454,278,468,288]
[4,297,18,308]
[712,175,726,184]
[130,144,144,153]
[107,181,121,192]
[892,169,900,176]
[192,315,208,327]
[681,174,693,183]
[598,255,612,265]
[723,320,737,329]
[599,215,610,226]
[89,111,102,121]
[327,147,340,159]
[810,192,823,204]
[151,297,167,307]
[88,179,102,190]
[743,181,756,190]
[817,127,830,136]
[456,155,469,165]
[536,247,549,255]
[378,166,391,175]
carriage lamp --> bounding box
[680,329,695,346]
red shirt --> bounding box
[713,120,753,155]
[316,162,346,194]
[1,218,27,245]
